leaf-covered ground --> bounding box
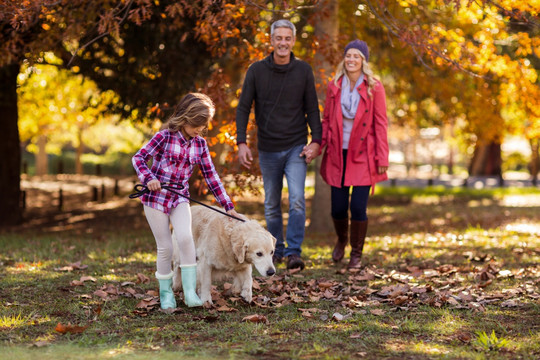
[1,178,539,359]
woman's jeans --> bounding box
[331,185,370,221]
[259,144,307,258]
[331,149,370,221]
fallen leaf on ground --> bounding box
[55,261,88,272]
[93,289,109,299]
[242,314,268,324]
[70,276,97,286]
[136,273,150,284]
[31,340,50,347]
[456,331,472,343]
[370,309,386,316]
[55,322,88,334]
[136,298,159,309]
[501,299,521,307]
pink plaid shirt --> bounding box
[132,129,234,214]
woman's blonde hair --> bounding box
[333,51,377,97]
[166,93,215,135]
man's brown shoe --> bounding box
[286,254,305,270]
[272,254,283,265]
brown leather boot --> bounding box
[331,218,349,262]
[348,219,368,269]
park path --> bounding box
[10,172,539,234]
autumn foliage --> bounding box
[1,0,539,225]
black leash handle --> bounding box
[129,182,245,222]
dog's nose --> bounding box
[267,268,275,276]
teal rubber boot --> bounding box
[180,265,203,307]
[155,271,177,310]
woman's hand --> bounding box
[377,166,388,175]
[300,142,321,164]
[147,179,161,191]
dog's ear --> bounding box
[232,237,248,263]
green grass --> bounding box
[1,186,539,359]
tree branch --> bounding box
[245,0,321,14]
[66,0,134,67]
[365,0,488,79]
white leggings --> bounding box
[143,203,196,276]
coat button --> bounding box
[365,109,368,112]
[363,123,366,126]
[361,137,364,140]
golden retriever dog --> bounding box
[172,205,276,305]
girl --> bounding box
[132,93,240,309]
[319,40,389,269]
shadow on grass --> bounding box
[1,186,539,359]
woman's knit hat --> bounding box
[344,39,369,62]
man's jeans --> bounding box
[259,144,307,258]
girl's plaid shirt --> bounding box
[132,129,234,214]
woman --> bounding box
[320,40,389,269]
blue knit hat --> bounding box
[344,40,369,62]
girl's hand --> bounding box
[227,209,244,221]
[147,179,161,191]
[377,166,388,175]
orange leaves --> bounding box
[165,3,184,18]
[55,322,88,334]
[14,261,42,271]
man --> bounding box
[235,19,322,270]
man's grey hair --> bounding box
[271,19,296,37]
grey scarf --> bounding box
[341,74,364,119]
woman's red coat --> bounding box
[320,76,389,188]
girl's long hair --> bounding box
[165,93,215,135]
[333,52,377,97]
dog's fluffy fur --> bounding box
[172,205,276,305]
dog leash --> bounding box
[129,182,246,222]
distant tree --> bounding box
[1,0,156,225]
[0,0,262,225]
[18,59,125,175]
[2,0,538,227]
[357,0,539,178]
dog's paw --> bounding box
[241,296,253,304]
[200,295,213,306]
[240,289,252,304]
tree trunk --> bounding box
[309,0,338,233]
[0,63,22,226]
[76,130,83,175]
[530,138,539,186]
[36,134,48,176]
[445,122,455,175]
[468,142,502,177]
